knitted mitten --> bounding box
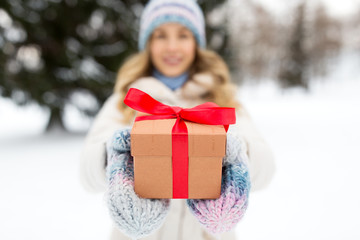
[105,128,170,239]
[186,132,251,236]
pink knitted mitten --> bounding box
[186,133,251,235]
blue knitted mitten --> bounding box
[186,132,251,236]
[105,128,170,239]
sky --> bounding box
[252,0,360,18]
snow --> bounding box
[0,131,112,239]
[236,53,360,239]
[0,51,359,239]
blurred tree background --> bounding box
[278,3,309,89]
[0,0,228,131]
[226,0,344,86]
[0,0,358,131]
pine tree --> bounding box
[0,0,227,131]
[278,2,309,89]
[307,3,342,78]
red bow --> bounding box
[124,88,236,198]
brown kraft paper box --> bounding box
[130,113,226,199]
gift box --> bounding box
[131,114,226,199]
[124,88,236,199]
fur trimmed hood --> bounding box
[128,73,216,108]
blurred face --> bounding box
[149,23,197,77]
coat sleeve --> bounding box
[78,93,129,193]
[228,106,276,192]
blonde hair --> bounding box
[114,45,241,124]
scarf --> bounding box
[152,68,189,91]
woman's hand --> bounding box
[105,128,170,239]
[186,132,251,236]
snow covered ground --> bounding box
[0,51,359,239]
[236,52,360,239]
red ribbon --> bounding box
[124,88,236,198]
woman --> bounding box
[79,0,275,239]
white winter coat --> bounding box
[79,73,276,240]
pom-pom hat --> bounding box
[138,0,206,50]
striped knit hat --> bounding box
[138,0,206,50]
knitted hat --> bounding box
[138,0,206,50]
